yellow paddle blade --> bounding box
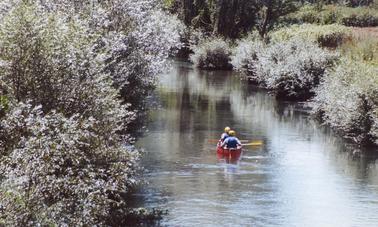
[242,141,263,146]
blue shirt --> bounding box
[221,136,241,148]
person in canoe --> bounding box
[220,126,231,142]
[221,130,242,149]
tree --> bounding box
[171,0,259,38]
[0,0,183,225]
[256,0,298,38]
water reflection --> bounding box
[136,61,378,227]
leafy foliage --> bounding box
[312,59,378,145]
[0,0,183,225]
[190,38,233,70]
[255,0,298,37]
[232,38,338,100]
[283,4,378,27]
[270,24,352,48]
[168,0,297,38]
[231,34,265,78]
[0,103,138,226]
[170,0,259,38]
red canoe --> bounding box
[216,141,242,162]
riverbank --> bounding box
[232,26,377,147]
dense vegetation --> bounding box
[0,0,182,225]
[0,0,377,225]
[270,24,352,47]
[232,38,338,100]
[176,0,377,146]
[190,38,233,70]
[313,60,378,145]
[283,4,378,27]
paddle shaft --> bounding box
[241,142,263,146]
[208,139,254,143]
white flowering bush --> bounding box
[312,60,378,146]
[0,103,139,226]
[0,0,184,131]
[0,0,183,225]
[258,39,338,100]
[94,1,183,133]
[0,4,107,116]
[103,8,184,113]
[231,35,265,83]
[37,0,184,132]
[232,38,338,100]
[190,38,233,70]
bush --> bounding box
[270,24,352,48]
[102,8,184,134]
[0,103,139,226]
[0,3,136,226]
[312,59,378,146]
[231,35,265,82]
[341,13,378,27]
[0,1,182,225]
[283,4,378,27]
[190,38,233,70]
[258,39,338,100]
[0,4,106,117]
[1,0,184,134]
[232,38,338,100]
[283,4,340,25]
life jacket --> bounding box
[225,136,238,148]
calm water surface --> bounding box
[135,61,378,227]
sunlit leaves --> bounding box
[312,59,378,145]
[232,38,338,100]
[190,37,233,70]
[0,0,182,225]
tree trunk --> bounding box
[213,0,240,38]
[259,5,272,38]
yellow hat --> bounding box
[224,127,231,133]
[228,130,236,136]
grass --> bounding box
[283,4,378,27]
[269,24,378,63]
[339,27,378,65]
[270,24,352,48]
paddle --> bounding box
[241,141,263,146]
[208,139,250,143]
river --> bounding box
[134,60,378,227]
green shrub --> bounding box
[284,5,338,24]
[0,95,8,118]
[0,1,182,225]
[341,13,378,27]
[270,24,352,48]
[232,38,338,100]
[313,59,378,146]
[231,36,265,82]
[283,4,378,27]
[190,38,233,70]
